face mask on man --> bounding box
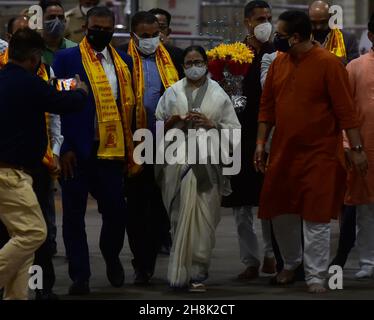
[273,34,292,53]
[254,22,272,43]
[184,65,207,81]
[87,29,113,50]
[313,29,330,41]
[44,18,65,37]
[135,34,160,56]
[81,6,94,16]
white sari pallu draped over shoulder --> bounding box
[155,78,241,288]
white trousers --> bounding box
[272,214,330,285]
[356,204,374,274]
[233,206,274,268]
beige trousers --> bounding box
[0,168,47,300]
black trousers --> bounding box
[32,166,56,292]
[125,164,170,276]
[0,166,56,292]
[331,205,356,267]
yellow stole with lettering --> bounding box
[128,38,179,130]
[0,48,9,68]
[324,28,347,59]
[0,49,55,170]
[79,37,141,176]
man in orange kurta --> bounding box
[255,11,367,293]
[344,14,374,280]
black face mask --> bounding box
[87,29,113,51]
[313,29,330,42]
[273,34,291,53]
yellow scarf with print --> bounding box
[324,28,347,59]
[128,38,179,130]
[0,49,55,170]
[79,37,141,176]
[0,48,8,68]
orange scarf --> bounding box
[0,49,55,170]
[80,37,141,176]
[128,39,179,130]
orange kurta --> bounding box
[258,45,359,223]
[345,50,374,205]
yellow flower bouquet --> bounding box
[207,42,255,80]
[207,42,255,113]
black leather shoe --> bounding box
[68,281,90,296]
[106,259,125,288]
[134,271,151,286]
[35,290,59,300]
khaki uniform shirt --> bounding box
[65,5,86,44]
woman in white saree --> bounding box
[155,46,241,292]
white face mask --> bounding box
[254,22,272,43]
[184,66,207,81]
[135,34,160,55]
[81,6,94,16]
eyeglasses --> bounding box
[184,60,206,68]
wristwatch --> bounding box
[351,145,364,153]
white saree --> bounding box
[155,78,241,287]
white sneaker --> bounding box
[355,269,373,280]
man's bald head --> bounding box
[309,1,329,20]
[309,0,330,35]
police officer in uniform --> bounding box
[65,0,101,43]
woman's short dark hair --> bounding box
[182,45,208,63]
[279,10,312,41]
